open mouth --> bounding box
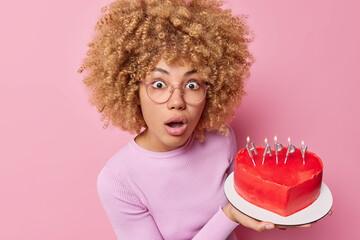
[166,121,184,128]
[164,116,188,136]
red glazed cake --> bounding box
[234,146,323,217]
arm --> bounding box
[192,126,240,239]
[97,167,163,240]
[192,207,239,240]
[222,204,275,232]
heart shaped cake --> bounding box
[234,146,323,217]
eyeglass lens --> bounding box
[146,80,207,104]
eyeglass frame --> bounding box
[140,80,210,105]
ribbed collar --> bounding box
[129,134,195,158]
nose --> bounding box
[167,87,186,110]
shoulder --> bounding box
[203,125,236,149]
[96,144,148,207]
[101,140,139,174]
[192,125,237,161]
[96,141,142,194]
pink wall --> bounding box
[0,0,358,239]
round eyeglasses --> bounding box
[140,79,210,105]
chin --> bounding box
[163,135,191,149]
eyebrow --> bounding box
[152,68,197,77]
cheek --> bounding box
[189,104,206,124]
[139,95,162,126]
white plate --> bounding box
[224,172,333,226]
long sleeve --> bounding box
[97,167,163,240]
[192,126,239,239]
[192,207,238,240]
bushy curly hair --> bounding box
[79,0,254,142]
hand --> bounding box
[222,203,275,232]
[223,204,333,232]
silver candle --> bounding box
[284,137,296,164]
[300,140,308,165]
[246,136,257,166]
[274,136,283,164]
[262,138,272,165]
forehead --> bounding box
[151,58,195,73]
[143,58,208,84]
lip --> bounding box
[165,116,189,125]
[164,116,188,136]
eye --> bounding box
[185,81,200,90]
[151,80,167,89]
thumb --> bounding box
[240,216,275,232]
[259,222,275,232]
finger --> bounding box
[255,221,275,232]
[328,210,333,216]
[240,217,274,232]
[232,208,275,232]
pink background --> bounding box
[0,0,358,239]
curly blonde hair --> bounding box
[79,0,254,141]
